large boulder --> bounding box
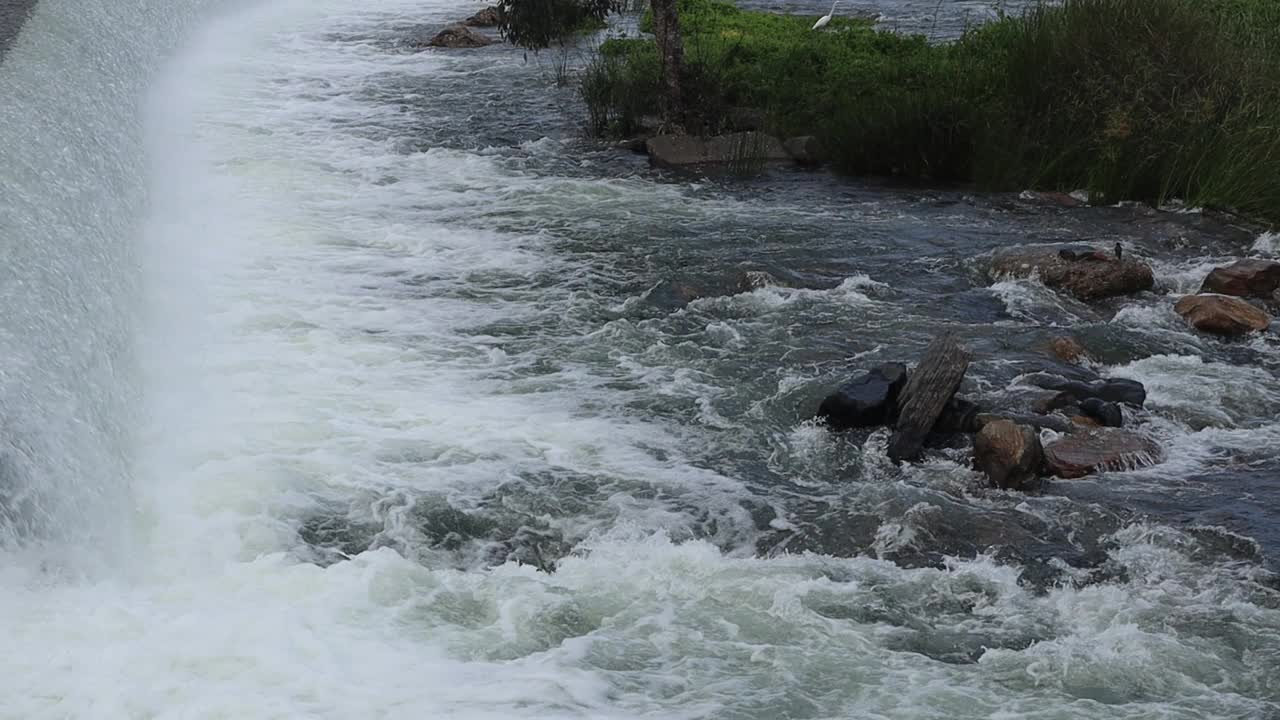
[974,420,1043,490]
[425,24,494,48]
[989,245,1154,300]
[1174,294,1271,337]
[1044,429,1162,478]
[817,363,908,430]
[464,5,500,26]
[646,132,789,169]
[1200,259,1280,299]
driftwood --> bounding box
[888,333,972,463]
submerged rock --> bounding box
[424,24,494,48]
[1044,429,1162,478]
[1047,335,1092,365]
[463,5,500,26]
[646,132,789,168]
[974,420,1044,491]
[1199,259,1280,299]
[1174,293,1271,337]
[989,245,1154,300]
[932,396,981,434]
[817,363,908,430]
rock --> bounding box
[1200,259,1280,299]
[783,136,825,166]
[464,5,500,26]
[642,279,709,309]
[974,420,1044,490]
[1079,398,1123,428]
[817,363,908,430]
[425,24,495,48]
[977,412,1074,435]
[888,333,972,463]
[932,396,981,434]
[1070,415,1101,429]
[1174,294,1271,337]
[1044,429,1162,478]
[735,269,779,292]
[1029,375,1146,407]
[989,245,1154,300]
[1047,336,1092,364]
[645,132,789,168]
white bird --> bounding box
[811,0,838,30]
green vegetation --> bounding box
[584,0,1280,221]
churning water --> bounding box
[1,0,1279,717]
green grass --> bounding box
[584,0,1280,222]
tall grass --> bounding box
[582,0,1280,222]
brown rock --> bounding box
[1070,415,1101,429]
[646,132,789,168]
[974,420,1044,490]
[1173,294,1271,337]
[1044,429,1162,478]
[425,24,494,48]
[1047,336,1092,364]
[464,5,500,26]
[1200,259,1280,299]
[989,246,1154,300]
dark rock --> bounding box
[1079,398,1122,428]
[641,278,710,310]
[974,420,1044,491]
[1047,336,1092,365]
[1044,429,1162,478]
[464,5,500,26]
[933,396,981,434]
[976,412,1074,435]
[424,24,495,48]
[1174,294,1271,337]
[989,245,1154,300]
[783,135,825,166]
[646,132,789,168]
[1029,375,1146,407]
[817,363,908,430]
[1200,259,1280,299]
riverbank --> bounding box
[588,0,1280,223]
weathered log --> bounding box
[888,333,972,463]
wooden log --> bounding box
[888,333,972,463]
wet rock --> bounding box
[989,245,1154,300]
[932,396,981,434]
[817,363,908,430]
[1079,398,1123,428]
[1044,429,1162,478]
[734,269,780,292]
[463,5,500,26]
[424,24,494,48]
[976,412,1074,435]
[1029,375,1146,407]
[974,420,1044,491]
[783,135,825,166]
[889,333,972,463]
[642,278,710,309]
[1174,294,1271,337]
[646,132,789,168]
[1199,259,1280,299]
[1047,335,1092,365]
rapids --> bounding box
[0,0,1277,717]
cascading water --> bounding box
[2,0,1279,717]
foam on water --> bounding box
[3,0,1280,717]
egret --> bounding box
[812,0,838,30]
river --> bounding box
[1,0,1278,717]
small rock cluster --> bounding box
[816,333,1161,492]
[1175,259,1278,337]
[415,6,500,49]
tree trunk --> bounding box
[648,0,686,131]
[887,333,972,463]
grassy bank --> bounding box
[583,0,1280,222]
